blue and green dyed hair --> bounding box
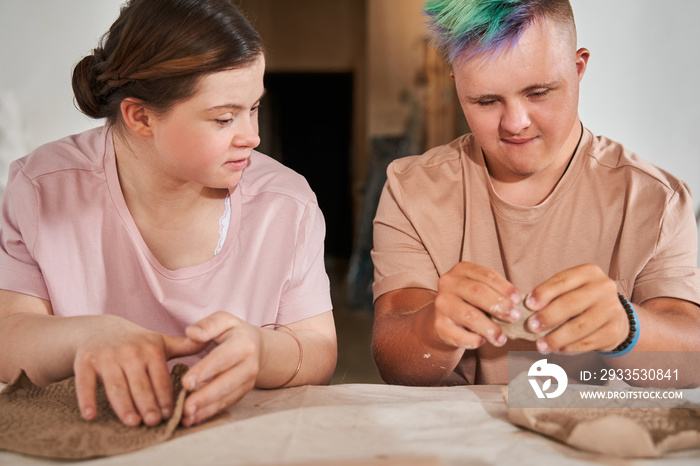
[424,0,576,64]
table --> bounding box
[1,383,698,465]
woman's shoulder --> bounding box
[13,126,108,180]
[238,151,317,205]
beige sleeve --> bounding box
[632,180,700,306]
[371,166,440,302]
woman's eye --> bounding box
[215,118,233,126]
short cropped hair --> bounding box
[424,0,576,64]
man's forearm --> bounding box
[372,302,465,386]
[635,298,700,351]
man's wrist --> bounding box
[598,294,640,357]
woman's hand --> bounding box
[179,312,265,426]
[73,316,206,427]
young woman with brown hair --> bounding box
[0,0,336,428]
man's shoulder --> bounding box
[387,134,471,182]
[586,132,687,193]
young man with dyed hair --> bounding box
[371,0,700,385]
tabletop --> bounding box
[1,382,699,465]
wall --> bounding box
[237,0,364,73]
[1,0,699,262]
[367,0,426,137]
[571,0,700,215]
[3,0,699,193]
[0,0,123,151]
[571,0,700,265]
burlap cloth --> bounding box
[503,377,700,458]
[0,364,189,460]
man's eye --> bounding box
[530,89,550,99]
[476,100,496,107]
[215,119,233,126]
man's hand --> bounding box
[525,263,629,352]
[74,316,206,427]
[431,262,522,350]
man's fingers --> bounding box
[527,277,619,335]
[447,262,521,306]
[434,294,507,348]
[528,263,610,310]
[535,300,628,352]
[434,315,486,349]
[438,272,520,323]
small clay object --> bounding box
[491,296,559,341]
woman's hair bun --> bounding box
[71,51,108,119]
[71,0,264,126]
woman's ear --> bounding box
[119,98,154,137]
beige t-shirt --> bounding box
[372,128,700,384]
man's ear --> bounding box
[119,98,154,137]
[575,48,590,82]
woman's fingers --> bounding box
[182,358,256,426]
[180,316,262,425]
[74,361,98,421]
[98,363,141,426]
[184,311,238,344]
[74,327,195,426]
[122,362,163,426]
[162,334,208,359]
[147,359,175,420]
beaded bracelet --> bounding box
[598,294,640,357]
[261,323,304,389]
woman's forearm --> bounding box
[0,312,100,385]
[256,326,337,388]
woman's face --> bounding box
[147,55,265,190]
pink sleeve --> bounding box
[0,161,50,300]
[275,199,332,324]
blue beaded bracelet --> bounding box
[598,294,640,357]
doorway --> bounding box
[259,72,354,259]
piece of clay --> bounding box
[490,296,559,341]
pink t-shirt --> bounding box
[0,127,332,363]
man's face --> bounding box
[452,17,588,185]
